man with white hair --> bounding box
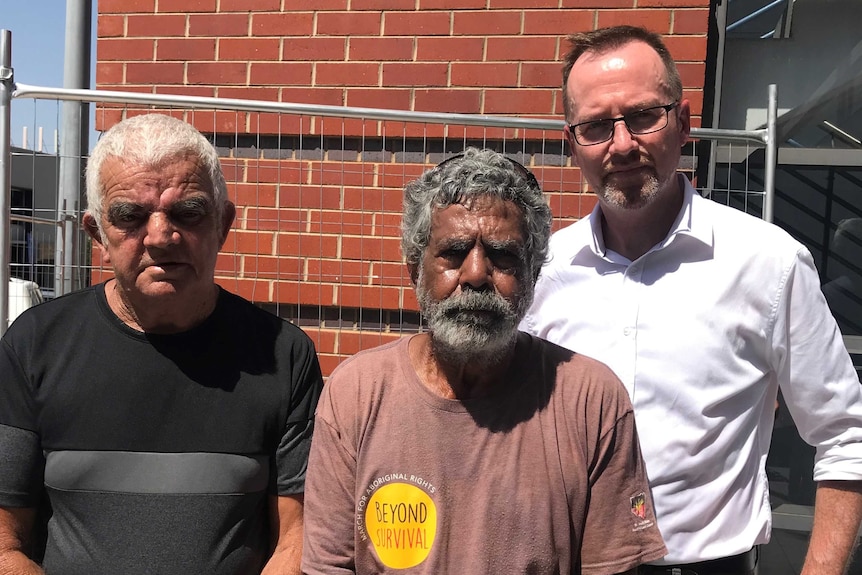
[0,113,323,575]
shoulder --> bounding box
[5,286,99,339]
[530,335,632,413]
[327,337,407,387]
[695,193,803,254]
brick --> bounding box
[300,328,338,354]
[489,0,557,6]
[415,37,484,62]
[317,11,382,36]
[302,0,349,9]
[523,10,594,35]
[231,230,277,255]
[96,62,124,85]
[279,185,344,211]
[383,12,451,36]
[126,62,184,84]
[187,62,247,84]
[382,63,448,87]
[249,62,314,86]
[369,262,411,287]
[247,161,306,185]
[98,15,125,38]
[280,87,345,106]
[157,0,216,12]
[232,183,278,207]
[349,37,414,62]
[683,89,703,116]
[345,89,411,110]
[273,279,337,307]
[240,255,304,281]
[337,285,402,310]
[561,0,633,6]
[157,38,216,61]
[677,62,706,88]
[127,14,186,37]
[484,89,554,114]
[597,9,672,33]
[338,331,402,355]
[673,9,710,34]
[641,0,709,6]
[419,0,484,7]
[317,354,344,377]
[377,163,428,190]
[277,233,340,258]
[220,0,280,10]
[308,209,375,237]
[352,0,413,8]
[219,38,280,61]
[343,188,403,213]
[451,63,518,87]
[402,288,419,312]
[282,37,346,61]
[486,36,558,61]
[521,62,564,88]
[189,13,249,36]
[98,38,155,61]
[100,0,154,13]
[662,35,708,61]
[318,118,381,138]
[188,110,250,134]
[154,85,215,97]
[316,63,379,87]
[453,11,521,35]
[217,86,280,101]
[414,89,481,114]
[242,208,305,232]
[227,278,274,302]
[309,162,376,187]
[306,258,366,284]
[252,12,314,36]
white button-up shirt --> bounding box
[520,175,862,564]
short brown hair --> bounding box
[561,26,683,122]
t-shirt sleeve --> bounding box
[301,377,358,575]
[274,328,324,495]
[580,409,667,574]
[0,334,45,508]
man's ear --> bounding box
[82,212,110,263]
[676,98,692,147]
[219,201,236,247]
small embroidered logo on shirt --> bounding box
[630,492,646,519]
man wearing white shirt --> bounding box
[520,25,862,575]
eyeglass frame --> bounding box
[567,101,680,146]
[433,153,541,191]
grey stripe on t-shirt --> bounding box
[45,450,269,494]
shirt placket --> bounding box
[618,258,643,401]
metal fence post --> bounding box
[763,84,778,224]
[0,30,13,334]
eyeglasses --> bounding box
[434,153,540,191]
[568,102,679,146]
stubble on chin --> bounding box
[599,169,661,210]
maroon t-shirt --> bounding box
[303,334,666,574]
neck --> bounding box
[408,332,521,400]
[105,279,219,334]
[600,174,685,261]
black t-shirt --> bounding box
[0,283,323,575]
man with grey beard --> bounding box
[301,147,666,575]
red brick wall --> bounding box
[94,1,711,373]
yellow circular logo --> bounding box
[365,482,437,569]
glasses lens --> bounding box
[626,107,668,135]
[576,120,613,145]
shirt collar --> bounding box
[584,174,714,260]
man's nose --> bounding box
[143,212,180,248]
[608,119,638,155]
[460,246,492,290]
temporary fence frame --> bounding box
[0,28,777,337]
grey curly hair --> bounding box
[401,147,552,282]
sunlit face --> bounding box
[412,196,532,365]
[85,155,234,309]
[564,41,690,211]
